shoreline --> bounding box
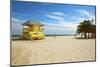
[11,35,76,40]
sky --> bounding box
[11,1,96,35]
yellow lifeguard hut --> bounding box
[22,19,45,40]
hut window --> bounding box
[23,26,29,28]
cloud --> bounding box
[44,22,77,35]
[75,9,95,19]
[42,19,78,35]
[13,9,95,35]
[44,25,75,34]
[12,17,21,22]
[71,9,95,25]
[43,11,79,34]
[72,16,86,22]
[12,9,96,35]
[11,17,25,35]
[45,15,64,20]
[45,11,67,21]
[78,10,90,17]
[11,17,26,23]
[49,12,65,16]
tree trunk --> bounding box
[81,33,82,38]
[88,33,90,39]
[84,33,87,39]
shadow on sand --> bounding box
[75,37,95,40]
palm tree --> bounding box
[87,19,96,38]
[76,22,84,38]
[76,19,96,39]
[76,20,89,38]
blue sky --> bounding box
[12,1,96,35]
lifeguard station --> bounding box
[22,19,45,40]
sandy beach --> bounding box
[11,36,96,66]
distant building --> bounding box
[22,19,45,40]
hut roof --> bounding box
[22,19,44,26]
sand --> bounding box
[11,36,96,66]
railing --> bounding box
[23,28,30,32]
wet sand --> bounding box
[11,36,96,66]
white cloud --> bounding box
[12,17,26,23]
[46,15,64,20]
[49,12,65,16]
[42,19,78,33]
[44,22,78,35]
[72,16,85,22]
[79,10,90,17]
[43,11,79,33]
[75,9,95,19]
[45,11,67,21]
[11,17,26,35]
[71,9,95,25]
[12,17,21,22]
